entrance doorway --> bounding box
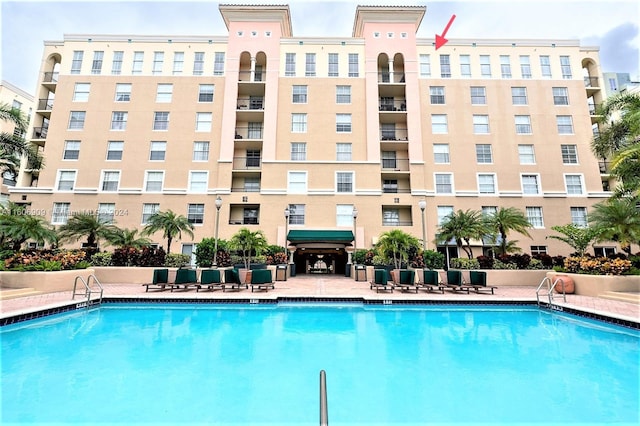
[293,249,348,275]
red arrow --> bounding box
[435,14,456,50]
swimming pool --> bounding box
[2,303,638,425]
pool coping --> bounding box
[2,295,639,330]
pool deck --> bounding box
[1,274,639,325]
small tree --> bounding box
[375,229,420,269]
[58,213,117,248]
[547,224,599,257]
[142,210,194,253]
[106,228,151,248]
[484,207,532,255]
[229,228,268,269]
[437,209,486,259]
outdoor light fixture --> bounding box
[419,199,427,251]
[352,207,358,252]
[213,196,222,267]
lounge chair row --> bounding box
[142,268,275,293]
[370,269,497,294]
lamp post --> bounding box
[284,206,290,247]
[352,206,358,254]
[213,196,222,267]
[419,199,427,252]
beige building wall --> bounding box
[11,4,617,260]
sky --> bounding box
[1,0,639,93]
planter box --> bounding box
[547,272,640,297]
[92,266,182,284]
[0,269,95,292]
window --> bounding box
[526,207,544,228]
[213,52,225,75]
[435,173,453,194]
[248,122,262,139]
[149,141,166,161]
[305,53,316,77]
[561,145,578,164]
[540,55,551,78]
[291,113,307,133]
[570,207,588,227]
[52,202,70,225]
[336,143,352,161]
[328,53,339,76]
[287,204,305,225]
[383,209,400,226]
[285,53,296,76]
[531,245,548,255]
[473,115,490,134]
[348,53,359,77]
[142,203,159,224]
[97,203,115,223]
[193,52,204,75]
[478,174,496,194]
[336,85,351,103]
[132,51,144,74]
[156,84,173,103]
[512,87,528,105]
[90,50,103,74]
[291,143,306,161]
[195,112,212,132]
[243,208,259,225]
[336,172,354,193]
[198,84,214,102]
[101,171,120,191]
[481,206,497,217]
[433,144,450,163]
[556,115,574,134]
[173,52,184,75]
[152,51,164,75]
[553,87,569,105]
[288,171,307,193]
[381,151,397,169]
[460,54,471,77]
[63,140,80,160]
[111,51,123,75]
[245,150,261,168]
[187,204,204,224]
[381,123,396,140]
[521,174,540,194]
[193,141,209,161]
[419,54,431,77]
[519,55,531,78]
[518,145,536,164]
[107,141,124,160]
[336,114,351,132]
[68,111,86,130]
[292,85,308,103]
[470,86,486,105]
[71,51,83,74]
[430,86,445,104]
[437,206,454,225]
[244,177,260,192]
[565,174,584,195]
[383,179,398,193]
[144,171,164,192]
[500,55,511,78]
[560,56,572,79]
[73,83,90,102]
[56,170,76,191]
[515,115,532,134]
[608,78,618,91]
[153,112,169,130]
[480,55,491,77]
[189,171,208,192]
[336,205,356,227]
[475,144,493,163]
[110,111,128,130]
[431,114,448,134]
[115,83,131,102]
[439,55,451,78]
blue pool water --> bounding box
[1,304,639,426]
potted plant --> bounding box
[230,228,268,283]
[375,229,420,281]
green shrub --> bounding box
[35,260,62,271]
[492,259,518,270]
[423,250,445,269]
[450,258,480,269]
[165,253,191,268]
[91,252,113,266]
[195,238,217,267]
[74,260,91,270]
[527,258,545,270]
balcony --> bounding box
[32,127,48,140]
[42,72,59,91]
[238,70,264,82]
[584,76,600,95]
[237,97,264,110]
[381,187,411,194]
[232,156,262,170]
[598,160,611,174]
[231,186,261,192]
[381,158,410,172]
[229,205,260,225]
[382,220,413,226]
[379,99,406,112]
[377,72,405,84]
[588,104,601,115]
[379,128,408,142]
[234,126,264,141]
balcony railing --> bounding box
[588,104,601,115]
[229,217,259,225]
[234,126,264,140]
[379,128,408,141]
[32,127,48,139]
[598,160,611,174]
[231,186,261,192]
[233,156,262,169]
[379,100,407,111]
[381,158,410,171]
[381,187,411,194]
[37,99,54,110]
[584,76,599,88]
[238,70,264,82]
[43,72,59,83]
[237,97,264,110]
[382,220,413,226]
[377,72,405,83]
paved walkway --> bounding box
[2,274,639,324]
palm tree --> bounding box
[142,210,194,253]
[0,103,42,175]
[588,197,640,254]
[0,213,57,251]
[484,207,532,255]
[107,228,151,248]
[57,212,117,248]
[229,227,268,269]
[437,209,486,259]
[375,229,420,269]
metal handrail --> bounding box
[535,276,566,306]
[320,370,328,426]
[72,274,104,306]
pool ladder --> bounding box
[320,370,328,426]
[72,274,104,307]
[535,276,567,309]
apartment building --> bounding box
[11,4,613,271]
